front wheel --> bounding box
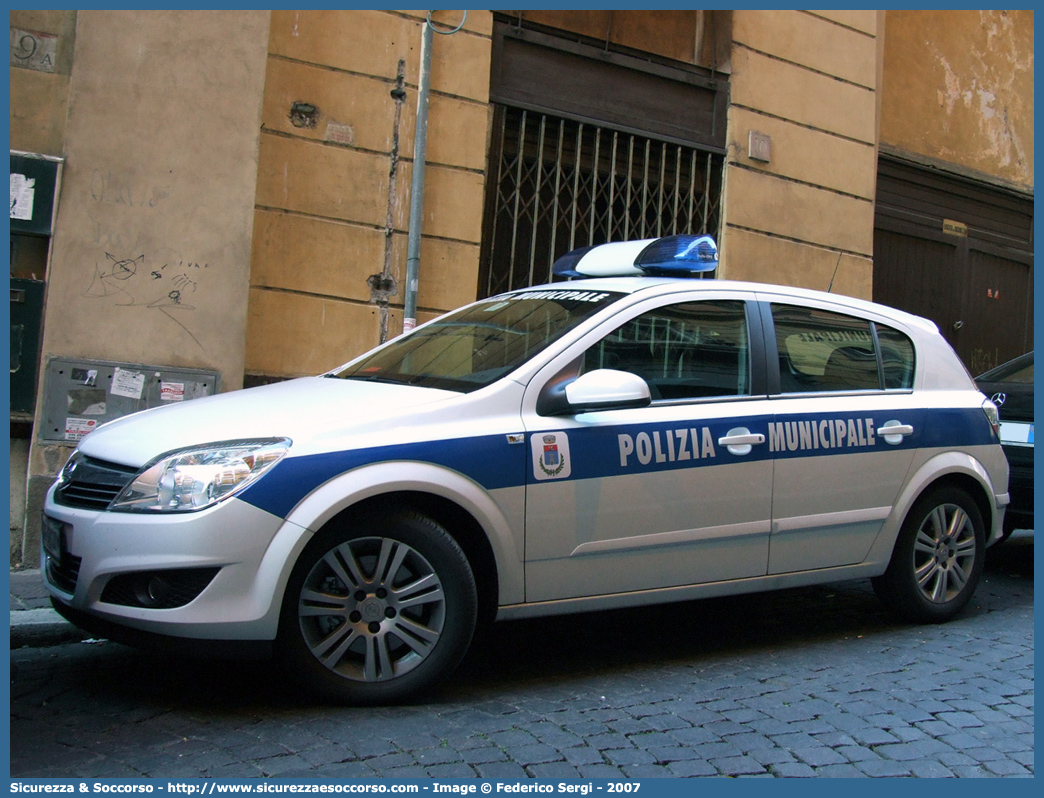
[279,511,477,704]
[872,486,985,623]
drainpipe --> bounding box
[402,18,432,334]
[403,11,467,334]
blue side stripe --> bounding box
[238,435,526,519]
[238,407,995,519]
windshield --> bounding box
[333,288,623,392]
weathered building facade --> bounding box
[9,9,1034,565]
[875,10,1034,375]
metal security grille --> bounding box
[481,106,724,297]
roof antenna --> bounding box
[827,251,842,293]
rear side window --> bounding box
[772,305,915,393]
[876,324,916,389]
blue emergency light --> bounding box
[551,234,718,279]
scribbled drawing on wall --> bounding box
[969,348,1001,376]
[84,253,144,304]
[84,252,210,351]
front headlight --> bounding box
[110,438,291,512]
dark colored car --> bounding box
[976,351,1033,538]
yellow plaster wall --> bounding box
[880,10,1033,189]
[250,211,385,303]
[726,169,874,256]
[247,288,395,376]
[807,10,876,36]
[246,10,493,379]
[720,10,879,298]
[736,9,877,89]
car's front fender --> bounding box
[268,458,525,602]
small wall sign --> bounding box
[10,27,58,74]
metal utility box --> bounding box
[10,279,45,414]
[40,358,220,442]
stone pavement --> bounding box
[9,533,1034,779]
[10,567,53,611]
[9,568,90,648]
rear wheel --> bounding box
[873,487,984,623]
[279,511,477,704]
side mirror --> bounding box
[562,369,652,413]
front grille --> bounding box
[55,456,138,510]
[46,550,82,595]
[100,568,220,609]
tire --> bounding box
[279,510,477,705]
[872,486,985,623]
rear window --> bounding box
[333,289,623,392]
[772,305,915,393]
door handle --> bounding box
[718,433,766,446]
[879,420,914,445]
[719,427,765,456]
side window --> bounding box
[772,305,879,393]
[876,324,916,389]
[583,300,750,400]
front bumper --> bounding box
[49,597,273,658]
[42,487,308,642]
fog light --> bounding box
[101,567,220,609]
[134,575,171,608]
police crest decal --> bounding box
[531,431,572,481]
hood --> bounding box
[76,377,460,468]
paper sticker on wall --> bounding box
[160,382,185,402]
[70,368,98,387]
[110,367,145,399]
[9,173,35,220]
[65,418,97,441]
[67,389,106,416]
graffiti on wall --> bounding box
[83,169,212,352]
[89,169,171,209]
[968,348,1001,376]
[85,252,210,351]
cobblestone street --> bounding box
[10,533,1033,779]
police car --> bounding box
[43,234,1009,704]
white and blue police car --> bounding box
[43,234,1009,704]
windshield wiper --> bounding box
[337,373,408,385]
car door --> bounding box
[760,297,921,574]
[520,291,775,603]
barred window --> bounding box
[480,106,724,297]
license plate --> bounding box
[1000,421,1034,447]
[42,515,66,562]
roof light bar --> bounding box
[551,239,651,279]
[635,234,718,276]
[551,234,718,280]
